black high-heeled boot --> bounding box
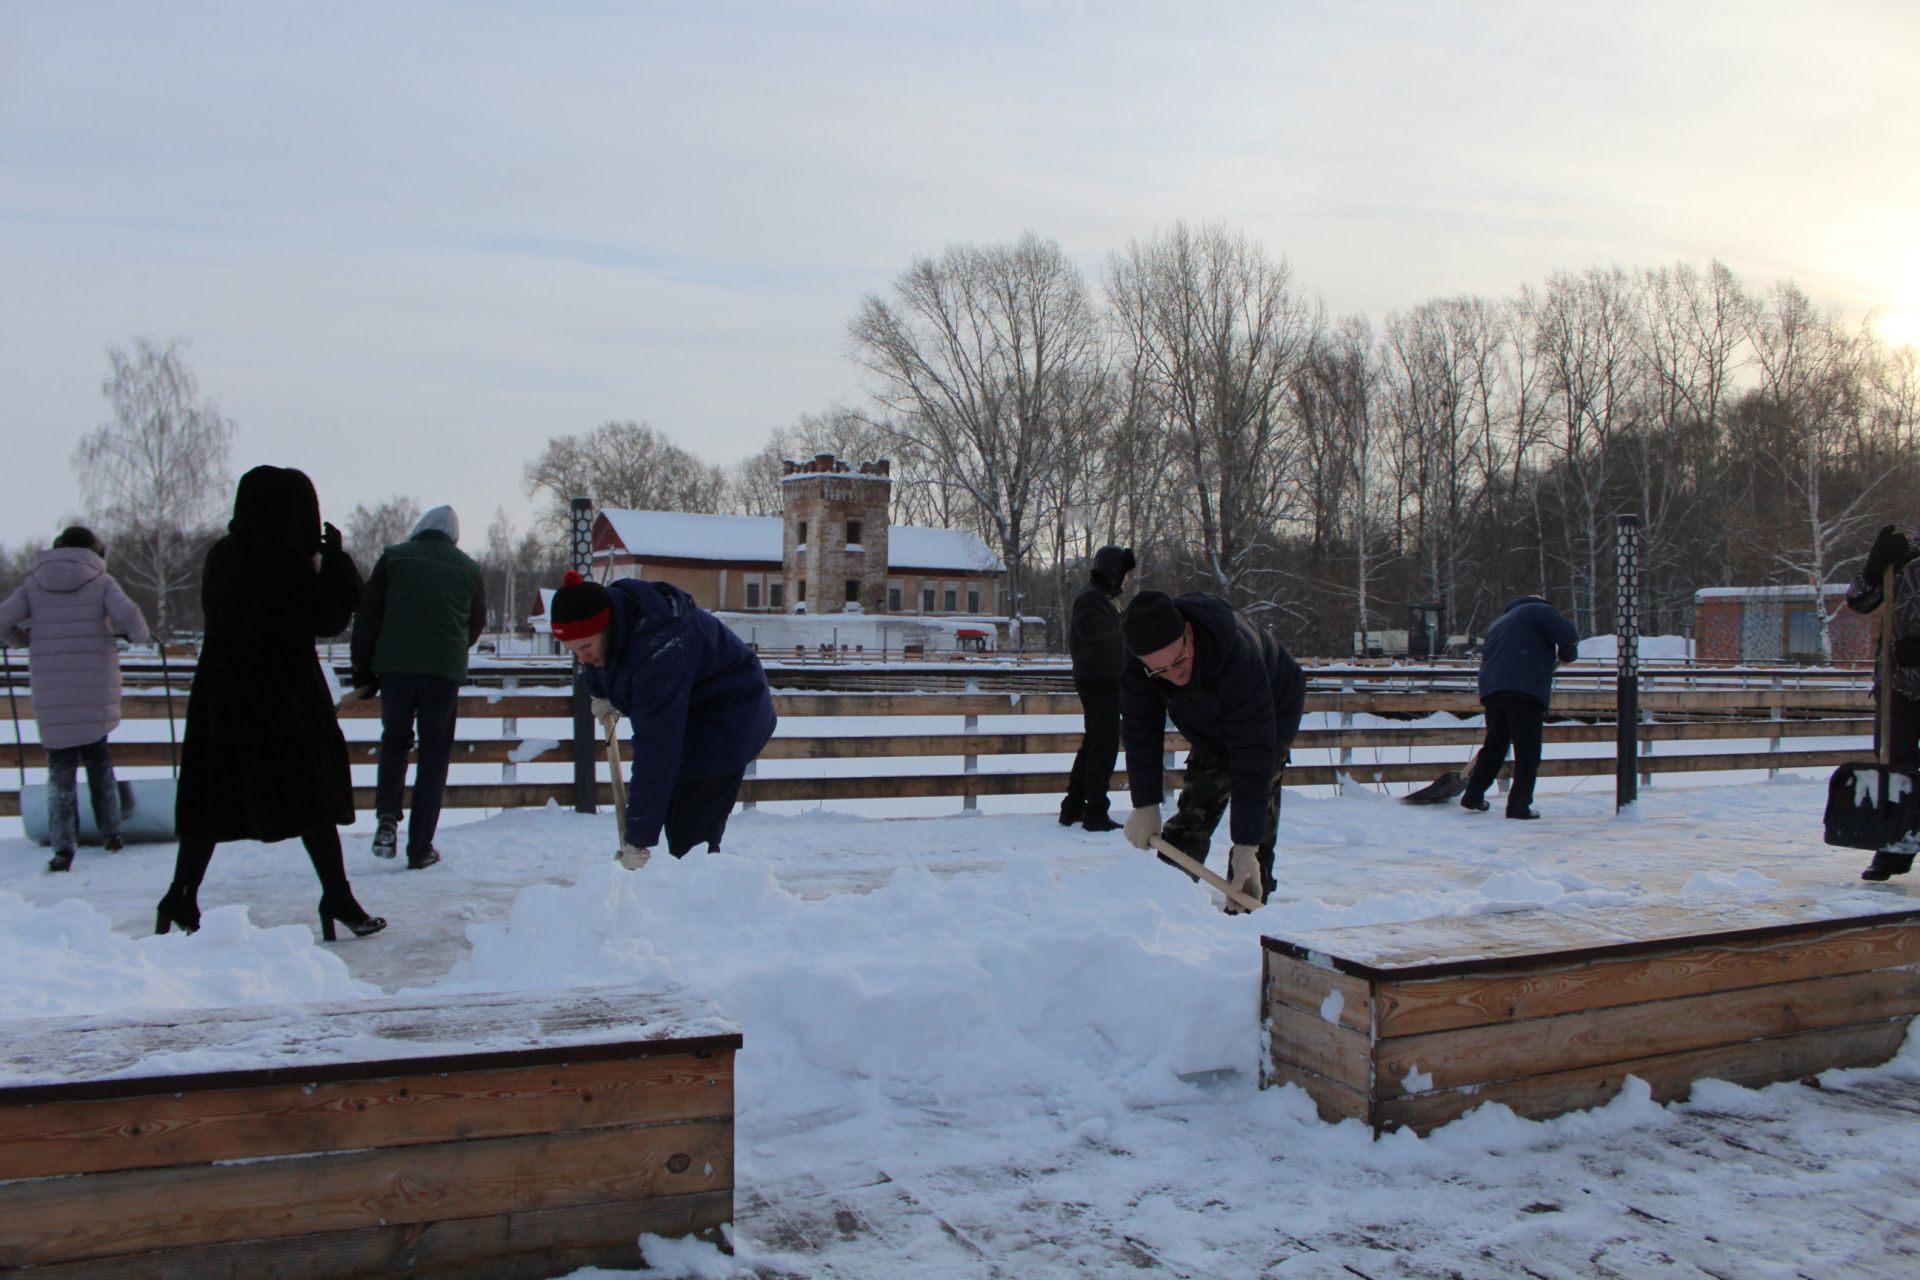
[155,884,201,935]
[318,893,387,942]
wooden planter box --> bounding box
[1262,905,1920,1135]
[0,985,740,1279]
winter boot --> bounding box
[1082,812,1122,833]
[371,818,398,859]
[1058,801,1083,827]
[1861,851,1916,882]
[1506,806,1541,820]
[48,849,74,873]
[1460,795,1490,813]
[407,846,442,870]
[103,834,125,853]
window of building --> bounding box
[797,579,807,602]
[845,579,860,603]
[888,585,902,612]
[797,520,808,546]
[846,520,862,545]
[944,588,957,612]
[967,588,980,613]
[770,582,785,608]
[746,582,760,609]
[922,587,935,612]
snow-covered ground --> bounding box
[4,722,1918,1277]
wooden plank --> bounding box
[1373,919,1920,1038]
[1372,966,1920,1098]
[1265,1000,1372,1093]
[1265,950,1375,1037]
[1261,1060,1372,1129]
[1373,1017,1915,1136]
[0,1052,732,1181]
[0,986,738,1102]
[10,1188,731,1280]
[0,1118,733,1267]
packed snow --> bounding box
[2,709,1917,1276]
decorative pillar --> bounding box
[1615,514,1641,812]
[571,497,599,815]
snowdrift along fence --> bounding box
[0,683,1877,818]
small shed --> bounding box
[1693,585,1872,663]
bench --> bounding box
[0,985,740,1278]
[1262,904,1920,1135]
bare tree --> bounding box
[344,495,424,577]
[851,233,1104,632]
[1106,223,1316,608]
[72,337,237,638]
[522,421,724,538]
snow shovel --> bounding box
[1401,769,1468,805]
[1147,835,1264,914]
[602,709,638,863]
[1824,565,1920,853]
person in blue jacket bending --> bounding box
[549,571,777,867]
[1459,595,1580,820]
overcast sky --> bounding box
[4,0,1916,551]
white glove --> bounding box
[1124,806,1163,850]
[592,696,618,737]
[590,695,614,720]
[1228,843,1265,902]
[617,842,652,870]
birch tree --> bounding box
[73,337,237,638]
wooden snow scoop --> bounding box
[1825,563,1920,852]
[1147,835,1264,914]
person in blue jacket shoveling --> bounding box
[548,571,777,868]
[1458,595,1580,820]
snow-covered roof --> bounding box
[885,526,1002,572]
[1695,585,1852,600]
[596,509,1003,574]
[600,510,781,563]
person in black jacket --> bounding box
[1059,545,1135,832]
[1846,523,1920,881]
[1459,595,1579,820]
[156,466,386,941]
[1118,591,1305,906]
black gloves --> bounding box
[321,521,344,555]
[348,673,379,696]
[1897,636,1920,669]
[1864,525,1909,583]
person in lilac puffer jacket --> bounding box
[0,526,151,871]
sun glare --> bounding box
[1870,253,1920,351]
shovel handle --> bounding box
[1147,835,1264,913]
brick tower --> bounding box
[780,454,892,613]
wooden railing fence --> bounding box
[0,677,1876,819]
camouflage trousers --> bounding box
[1161,746,1287,902]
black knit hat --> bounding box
[550,570,613,641]
[1122,590,1185,655]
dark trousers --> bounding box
[663,770,746,858]
[1061,678,1120,821]
[1885,689,1920,769]
[374,674,460,858]
[1464,691,1546,814]
[46,739,120,852]
[1161,746,1288,903]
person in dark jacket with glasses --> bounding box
[1117,590,1305,907]
[1059,545,1135,832]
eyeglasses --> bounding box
[1141,635,1189,680]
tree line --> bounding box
[14,227,1916,655]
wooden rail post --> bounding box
[962,676,979,812]
[501,674,519,786]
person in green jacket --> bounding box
[350,506,485,868]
